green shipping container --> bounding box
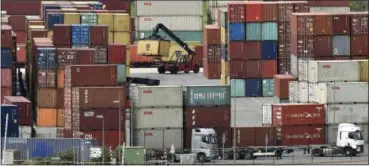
[81,13,97,25]
[185,85,231,106]
[246,23,261,41]
[136,31,203,43]
[262,22,278,41]
[123,146,146,164]
[117,64,126,83]
[230,79,245,97]
[262,79,274,97]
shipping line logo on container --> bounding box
[286,112,322,118]
[144,111,153,115]
[144,2,152,6]
[143,89,152,94]
[192,92,226,100]
[145,132,153,136]
[144,17,152,21]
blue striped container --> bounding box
[43,5,61,22]
[46,13,64,30]
[1,104,19,138]
[229,23,245,41]
[262,22,278,41]
[37,47,57,69]
[333,35,350,56]
[71,24,90,48]
[262,79,274,97]
[246,23,261,41]
[230,79,246,97]
[1,48,12,68]
[261,41,278,60]
[245,79,262,97]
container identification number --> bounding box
[193,92,225,100]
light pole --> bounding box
[96,115,104,164]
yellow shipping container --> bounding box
[169,41,201,46]
[126,47,131,77]
[359,60,368,81]
[137,40,170,57]
[37,108,57,127]
[109,32,114,44]
[113,32,130,45]
[221,27,227,44]
[97,13,113,31]
[161,44,197,62]
[113,13,130,32]
[64,13,80,24]
[221,58,229,76]
[47,30,53,39]
[220,74,229,85]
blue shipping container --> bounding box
[221,44,228,60]
[43,5,61,23]
[0,138,98,162]
[262,22,278,41]
[72,24,90,47]
[1,104,19,138]
[1,48,12,68]
[246,23,261,41]
[245,79,262,97]
[47,13,64,30]
[37,48,57,69]
[333,35,350,56]
[261,41,278,60]
[229,23,245,41]
[230,79,245,97]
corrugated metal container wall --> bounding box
[89,25,108,45]
[272,104,325,126]
[37,108,57,127]
[297,60,309,81]
[52,24,71,46]
[325,104,368,124]
[276,125,325,146]
[245,60,261,78]
[9,15,26,31]
[230,79,246,97]
[229,60,246,78]
[73,87,125,109]
[70,65,118,86]
[15,31,27,44]
[19,126,32,138]
[314,36,332,57]
[81,130,124,148]
[137,16,202,31]
[90,45,107,64]
[3,97,32,126]
[81,13,97,25]
[136,1,203,16]
[246,23,261,41]
[71,24,90,47]
[99,0,130,11]
[79,108,124,130]
[298,82,309,103]
[37,88,57,108]
[351,13,368,35]
[245,79,262,97]
[46,13,64,30]
[37,69,56,88]
[274,75,297,99]
[16,45,26,63]
[316,82,368,104]
[359,60,368,81]
[185,85,231,106]
[314,14,332,35]
[228,2,246,23]
[37,48,57,69]
[262,104,272,125]
[57,109,65,127]
[261,41,277,60]
[308,61,360,82]
[261,60,277,78]
[1,48,12,68]
[261,22,278,41]
[133,86,183,108]
[57,48,76,69]
[76,48,95,64]
[228,42,245,59]
[134,108,183,129]
[97,13,113,30]
[203,25,221,45]
[1,69,11,87]
[1,25,12,48]
[262,3,277,22]
[288,81,299,103]
[114,32,131,45]
[64,13,80,24]
[245,3,262,22]
[134,129,183,150]
[185,106,230,128]
[262,79,274,97]
[137,31,203,42]
[1,88,12,103]
[203,60,221,79]
[113,13,130,32]
[228,23,245,41]
[332,15,350,35]
[1,1,41,15]
[1,104,19,137]
[218,8,228,29]
[332,35,350,56]
[351,35,368,56]
[234,127,277,147]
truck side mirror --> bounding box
[202,136,207,143]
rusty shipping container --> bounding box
[351,12,368,35]
[57,48,76,69]
[272,103,325,126]
[70,65,118,86]
[203,44,221,61]
[37,69,56,88]
[314,36,332,57]
[332,14,350,35]
[276,125,325,146]
[245,60,261,78]
[37,108,57,127]
[274,74,297,99]
[72,87,125,109]
[261,60,277,78]
[76,48,95,64]
[277,2,293,22]
[81,130,125,148]
[3,96,32,125]
[9,15,26,31]
[245,2,262,22]
[228,42,245,60]
[16,45,26,63]
[91,45,108,64]
[290,13,315,36]
[203,59,221,79]
[203,25,221,45]
[1,25,12,48]
[57,70,65,88]
[309,0,349,6]
[262,3,277,22]
[245,41,261,60]
[108,44,126,64]
[291,35,314,57]
[1,1,41,15]
[314,14,333,35]
[185,106,230,128]
[1,88,12,103]
[90,25,109,45]
[351,35,368,56]
[53,24,71,46]
[57,88,64,109]
[79,108,124,131]
[1,69,11,87]
[37,88,57,108]
[233,127,277,147]
[185,127,232,149]
[15,31,27,44]
[228,2,246,23]
[229,60,246,79]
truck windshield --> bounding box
[208,135,217,144]
[354,131,364,140]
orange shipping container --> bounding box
[16,44,27,63]
[37,108,57,127]
[130,45,154,63]
[37,88,57,108]
[57,109,65,127]
[57,70,65,88]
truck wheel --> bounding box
[193,65,200,73]
[223,152,229,160]
[157,66,165,74]
[344,148,354,156]
[235,153,240,160]
[244,152,253,160]
[170,67,178,74]
[312,149,323,157]
[197,153,206,163]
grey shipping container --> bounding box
[132,86,183,108]
[185,85,231,106]
[134,128,183,150]
[34,127,57,138]
[0,138,98,162]
[133,107,183,129]
[332,35,350,56]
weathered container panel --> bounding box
[1,48,12,68]
[276,125,325,146]
[203,25,221,45]
[261,41,277,60]
[79,108,124,131]
[314,14,332,35]
[133,86,183,108]
[37,88,57,108]
[245,79,262,97]
[70,65,118,86]
[1,104,19,137]
[134,129,183,150]
[185,85,230,106]
[332,15,350,35]
[228,2,246,23]
[89,25,108,45]
[234,127,277,147]
[351,35,368,56]
[261,22,278,41]
[37,108,57,127]
[229,60,246,78]
[316,82,368,104]
[262,3,277,22]
[246,23,261,41]
[134,108,183,129]
[272,103,325,126]
[274,74,297,99]
[298,81,309,103]
[185,106,230,128]
[3,97,32,126]
[245,60,261,78]
[108,44,126,64]
[137,16,202,31]
[308,60,360,82]
[332,35,350,56]
[314,36,332,57]
[37,69,56,88]
[136,1,202,16]
[73,87,125,109]
[262,104,272,126]
[359,60,368,81]
[351,13,368,35]
[230,79,246,97]
[37,48,57,69]
[1,69,12,87]
[262,79,274,97]
[325,104,368,124]
[229,23,245,41]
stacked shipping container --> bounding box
[1,104,19,137]
[218,8,229,85]
[203,25,221,79]
[1,24,14,102]
[273,74,297,103]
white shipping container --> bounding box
[288,81,299,103]
[298,82,309,103]
[262,104,272,125]
[209,7,227,21]
[19,126,32,138]
[298,60,309,81]
[316,82,368,104]
[133,85,183,108]
[308,83,318,103]
[137,16,203,31]
[290,54,313,78]
[325,124,368,144]
[134,107,183,129]
[325,104,368,124]
[136,1,203,16]
[310,7,350,13]
[134,128,183,150]
[308,60,360,83]
[34,127,57,138]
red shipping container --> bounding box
[1,25,12,48]
[228,42,245,60]
[351,35,369,56]
[108,44,126,64]
[276,125,325,146]
[245,41,261,60]
[351,55,368,60]
[261,60,277,78]
[76,48,95,64]
[309,0,349,7]
[203,58,221,79]
[16,45,26,63]
[233,127,277,147]
[272,103,325,126]
[274,74,297,98]
[351,13,369,35]
[1,87,12,103]
[185,127,232,149]
[203,25,221,45]
[79,108,124,131]
[8,15,26,31]
[14,31,27,44]
[314,36,332,57]
[129,45,154,63]
[290,35,314,57]
[56,128,73,138]
[293,2,310,13]
[38,69,56,88]
[3,96,32,125]
[72,87,125,109]
[99,0,130,12]
[70,65,118,86]
[203,44,221,61]
[185,106,230,128]
[57,88,64,109]
[228,2,246,23]
[53,24,71,46]
[290,13,315,36]
[1,1,40,15]
[314,14,333,36]
[1,69,12,87]
[29,29,48,40]
[245,60,261,78]
[81,130,125,148]
[57,48,77,69]
[262,3,277,22]
[90,25,109,45]
[332,15,350,35]
[229,60,246,79]
[245,3,262,22]
[194,45,203,65]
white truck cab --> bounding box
[191,128,218,162]
[336,123,364,153]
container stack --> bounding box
[1,25,14,101]
[218,8,229,85]
[309,0,350,13]
[183,85,232,148]
[203,25,221,79]
[132,86,184,150]
[1,104,19,138]
[232,126,277,147]
[3,96,32,138]
[273,74,297,103]
[9,15,27,65]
